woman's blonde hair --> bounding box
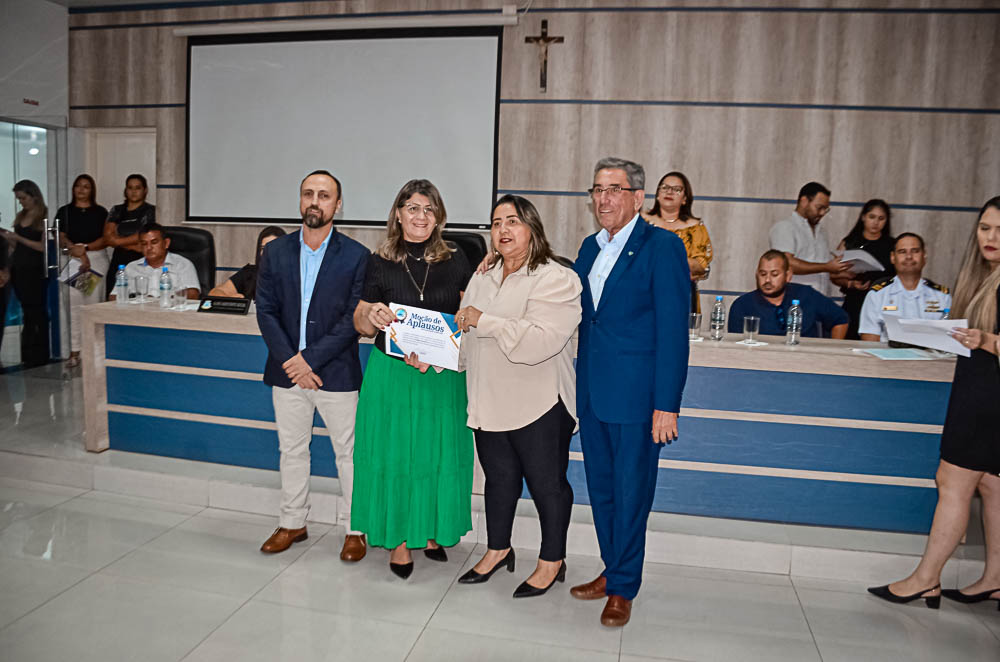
[376,179,453,264]
[951,196,1000,333]
[13,179,47,231]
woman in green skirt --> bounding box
[352,179,473,579]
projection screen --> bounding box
[187,28,502,228]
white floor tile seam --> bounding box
[789,578,828,662]
[403,622,625,661]
[176,527,341,662]
[0,493,212,629]
[400,543,482,661]
[0,486,96,534]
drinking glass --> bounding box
[131,275,149,304]
[743,316,760,344]
[689,312,702,340]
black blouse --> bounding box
[843,233,895,284]
[56,203,108,245]
[107,202,156,239]
[362,240,472,356]
[230,263,258,300]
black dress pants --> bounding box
[473,399,575,561]
[12,268,49,368]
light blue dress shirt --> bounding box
[588,214,639,308]
[298,228,333,351]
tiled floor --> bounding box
[0,477,996,662]
[0,365,997,660]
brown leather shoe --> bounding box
[340,534,367,562]
[600,595,632,627]
[260,526,307,554]
[570,575,607,600]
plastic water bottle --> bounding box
[159,266,173,309]
[709,295,726,341]
[114,265,128,306]
[786,299,802,345]
[941,308,950,320]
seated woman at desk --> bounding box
[209,226,285,300]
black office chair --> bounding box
[164,226,216,295]
[442,230,488,269]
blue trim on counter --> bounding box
[106,325,269,373]
[682,366,951,425]
[109,412,338,478]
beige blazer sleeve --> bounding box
[474,267,582,366]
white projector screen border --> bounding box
[185,26,502,229]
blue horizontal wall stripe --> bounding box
[109,412,338,477]
[500,98,1000,116]
[682,366,950,425]
[69,103,185,109]
[669,417,939,478]
[106,325,269,373]
[157,184,185,189]
[108,367,275,421]
[646,469,936,534]
[68,7,501,27]
[106,411,933,532]
[496,189,981,214]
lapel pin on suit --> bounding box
[628,251,634,256]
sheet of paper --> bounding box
[853,348,936,361]
[884,315,969,357]
[385,302,462,371]
[839,249,885,273]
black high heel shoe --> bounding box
[867,583,941,609]
[941,587,1000,611]
[390,560,414,580]
[424,545,448,563]
[512,560,567,598]
[457,549,515,584]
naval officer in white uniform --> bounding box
[859,232,951,342]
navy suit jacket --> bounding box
[255,228,369,392]
[573,218,691,424]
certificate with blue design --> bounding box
[385,302,462,371]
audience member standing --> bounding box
[570,157,690,627]
[103,174,155,297]
[728,250,849,338]
[0,180,50,368]
[769,182,850,296]
[642,171,712,313]
[56,174,109,368]
[833,199,895,339]
[351,179,473,580]
[869,197,1000,609]
[256,170,370,561]
[0,222,9,369]
[456,195,581,598]
[858,233,950,342]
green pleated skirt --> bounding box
[351,348,473,549]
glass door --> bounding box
[0,121,56,370]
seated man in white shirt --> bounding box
[768,181,852,296]
[111,223,201,300]
[858,232,951,342]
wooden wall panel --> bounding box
[67,1,1000,294]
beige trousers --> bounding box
[69,248,109,352]
[272,385,359,531]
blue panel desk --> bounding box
[81,303,955,534]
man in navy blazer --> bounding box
[256,170,370,561]
[569,158,691,627]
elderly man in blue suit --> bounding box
[570,157,691,627]
[256,170,370,562]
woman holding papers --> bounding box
[455,195,582,598]
[869,196,1000,609]
[56,174,109,369]
[0,180,50,368]
[833,199,894,339]
[351,179,473,580]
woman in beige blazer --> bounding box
[455,194,582,599]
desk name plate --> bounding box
[197,296,251,315]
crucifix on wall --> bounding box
[524,20,564,93]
